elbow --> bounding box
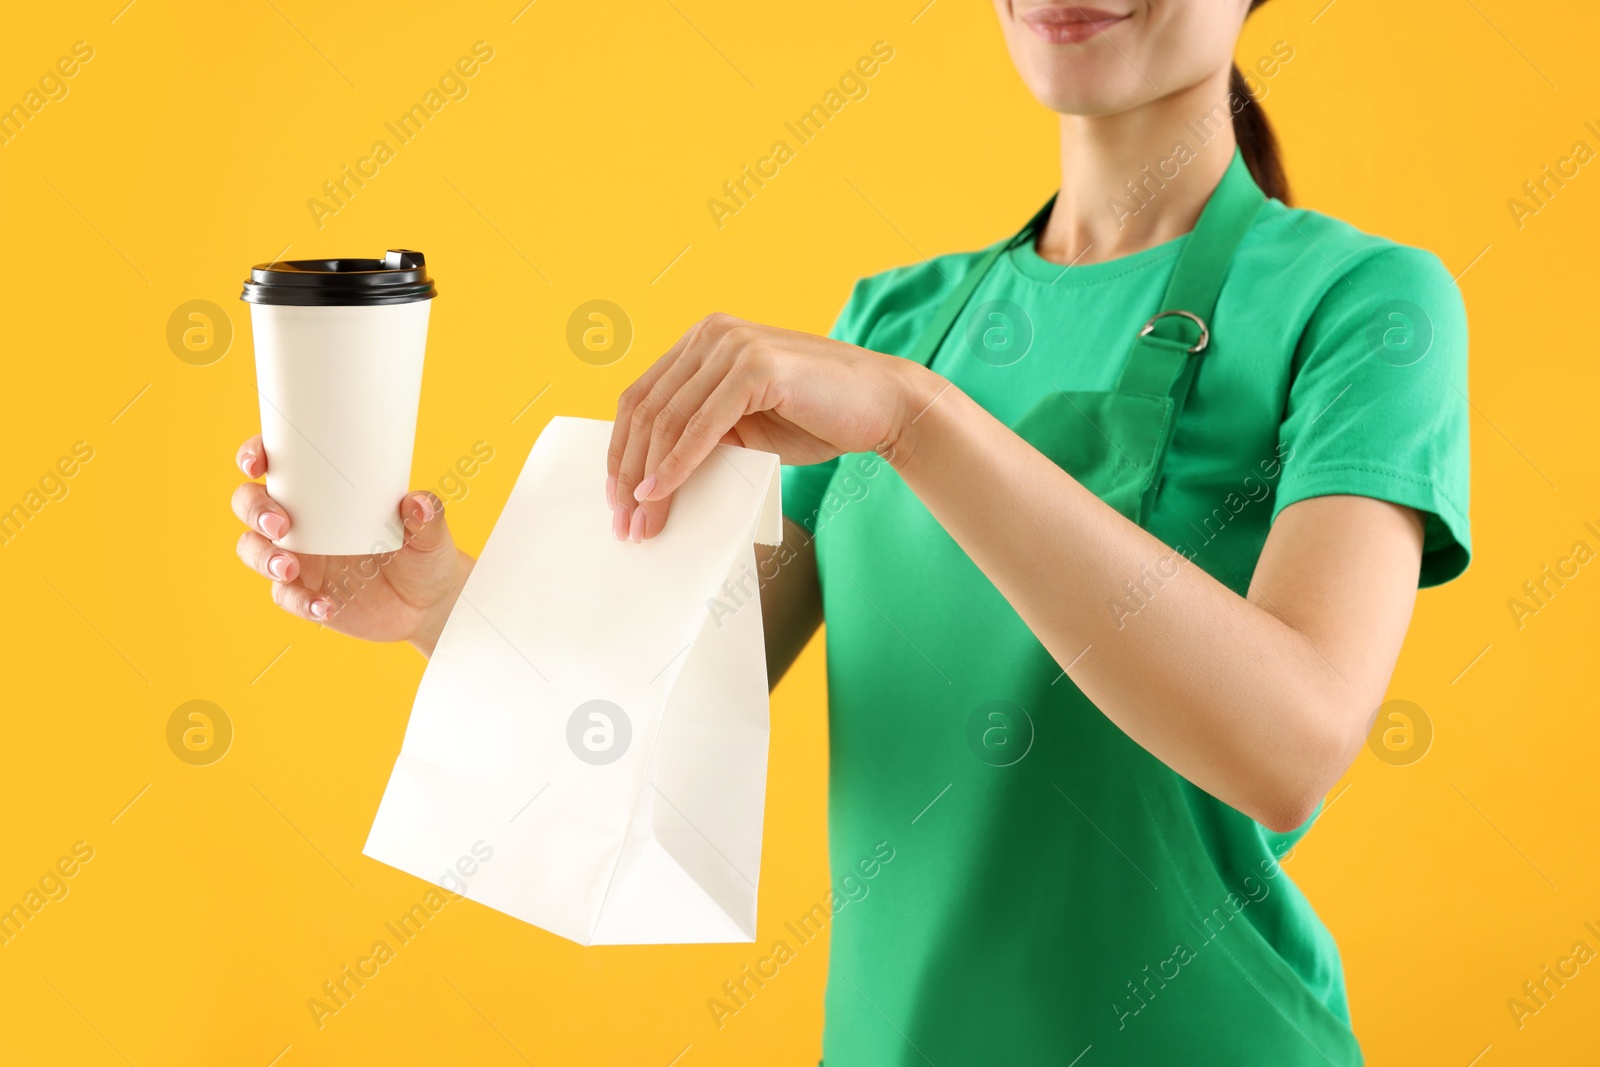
[1255,775,1338,833]
[1249,700,1368,835]
[1256,798,1321,836]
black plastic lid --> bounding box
[240,249,436,306]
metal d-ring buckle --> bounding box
[1139,309,1210,353]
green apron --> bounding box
[815,152,1361,1065]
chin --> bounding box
[993,0,1242,120]
[1013,56,1151,117]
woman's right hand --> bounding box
[231,434,474,656]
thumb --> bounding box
[399,491,452,553]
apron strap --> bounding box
[1116,151,1264,523]
[903,198,1055,369]
[1115,149,1266,397]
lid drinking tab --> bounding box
[240,251,436,307]
[384,249,425,270]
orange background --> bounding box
[0,0,1595,1064]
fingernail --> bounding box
[633,474,656,502]
[241,452,257,476]
[605,475,617,510]
[629,506,645,544]
[310,598,332,620]
[412,493,434,523]
[267,554,294,581]
[612,505,628,541]
[259,512,288,540]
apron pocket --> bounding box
[1011,390,1174,523]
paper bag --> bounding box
[363,416,783,945]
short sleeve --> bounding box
[1272,246,1471,587]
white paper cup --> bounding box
[242,250,436,556]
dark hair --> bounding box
[1232,0,1290,204]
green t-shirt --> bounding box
[782,202,1469,1065]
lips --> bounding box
[1018,5,1132,44]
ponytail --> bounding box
[1231,1,1290,204]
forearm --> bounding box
[407,550,477,659]
[593,312,1411,822]
[892,370,1370,829]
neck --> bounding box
[1037,68,1239,267]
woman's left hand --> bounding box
[607,313,938,541]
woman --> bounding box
[232,1,1468,1063]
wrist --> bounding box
[884,360,954,475]
[408,550,475,659]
